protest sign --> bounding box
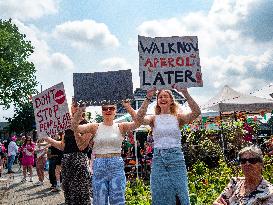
[138,35,203,90]
[73,69,134,106]
[32,82,71,138]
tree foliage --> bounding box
[7,102,35,135]
[0,19,38,108]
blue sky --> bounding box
[0,0,273,121]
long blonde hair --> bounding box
[155,90,179,115]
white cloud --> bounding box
[12,19,74,72]
[53,20,119,49]
[99,57,140,89]
[0,0,58,20]
[99,57,131,71]
[236,78,265,93]
[51,53,74,70]
[137,0,273,99]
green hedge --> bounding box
[125,156,273,205]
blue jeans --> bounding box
[93,157,126,205]
[151,147,190,205]
[7,155,16,172]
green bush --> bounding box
[125,119,269,204]
[125,157,273,205]
[125,179,151,204]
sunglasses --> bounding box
[239,157,262,164]
[102,107,116,111]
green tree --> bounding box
[0,19,38,108]
[7,102,35,135]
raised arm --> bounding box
[74,132,94,151]
[176,87,201,125]
[71,105,98,135]
[44,137,65,151]
[122,100,137,121]
[119,88,156,134]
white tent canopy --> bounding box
[251,83,273,100]
[202,85,273,112]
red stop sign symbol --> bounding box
[54,90,65,105]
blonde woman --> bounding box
[140,87,200,205]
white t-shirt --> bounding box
[8,141,18,156]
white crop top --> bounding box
[153,114,181,149]
[92,123,123,154]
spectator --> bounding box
[51,131,64,192]
[0,142,5,177]
[21,136,35,182]
[47,144,57,190]
[213,146,273,205]
[7,136,18,174]
[35,139,49,186]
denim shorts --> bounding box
[151,147,190,205]
[93,157,126,205]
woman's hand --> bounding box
[122,99,131,109]
[172,84,188,95]
[146,87,156,100]
[43,137,50,143]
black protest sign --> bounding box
[138,35,203,90]
[73,69,134,106]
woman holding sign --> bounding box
[72,89,155,205]
[139,87,201,205]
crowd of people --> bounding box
[1,87,273,205]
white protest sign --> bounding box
[138,35,203,90]
[32,82,71,138]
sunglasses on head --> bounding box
[102,106,116,111]
[239,157,262,164]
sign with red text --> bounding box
[138,35,203,90]
[32,82,71,138]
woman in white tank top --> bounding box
[71,88,155,205]
[140,86,201,205]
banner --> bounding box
[138,35,203,90]
[32,82,71,138]
[73,69,134,106]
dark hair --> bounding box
[23,136,32,146]
[58,131,64,135]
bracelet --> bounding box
[146,97,152,102]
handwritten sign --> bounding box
[32,82,71,138]
[73,69,134,106]
[138,35,203,90]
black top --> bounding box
[63,119,89,154]
[49,141,63,158]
